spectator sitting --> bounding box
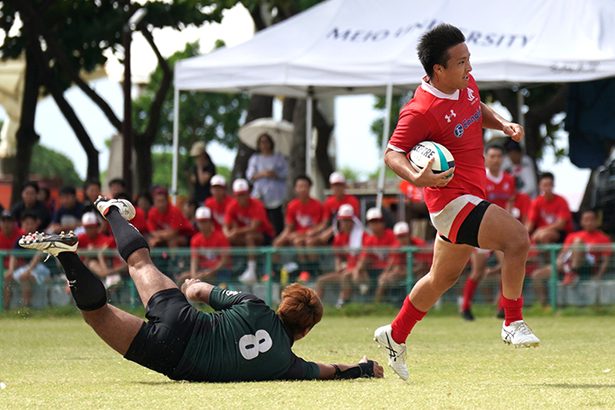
[273,175,324,250]
[531,209,612,305]
[177,206,230,284]
[82,180,102,213]
[11,181,52,231]
[77,212,125,288]
[147,187,193,248]
[107,178,127,199]
[49,185,84,234]
[115,192,148,235]
[204,174,232,231]
[349,208,397,297]
[224,178,275,285]
[503,139,537,198]
[246,133,289,235]
[512,191,532,224]
[315,204,365,308]
[315,172,360,245]
[374,221,430,304]
[3,211,47,309]
[182,198,199,230]
[526,172,573,244]
[189,141,216,203]
[37,186,55,215]
[136,191,153,217]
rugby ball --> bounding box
[408,141,455,174]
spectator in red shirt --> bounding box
[350,208,397,297]
[531,209,612,305]
[177,206,230,284]
[314,172,361,245]
[224,178,274,285]
[315,204,365,307]
[4,211,46,309]
[526,172,573,244]
[204,175,232,231]
[273,175,324,249]
[77,212,125,288]
[147,187,193,248]
[374,222,430,303]
[512,191,532,224]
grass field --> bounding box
[2,312,615,409]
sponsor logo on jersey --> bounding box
[467,88,476,102]
[453,107,482,138]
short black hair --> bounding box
[485,143,505,154]
[539,172,555,183]
[22,181,39,193]
[294,174,312,187]
[84,179,101,190]
[20,210,39,222]
[580,208,598,216]
[60,185,76,196]
[108,178,127,188]
[417,23,466,78]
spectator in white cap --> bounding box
[315,204,366,308]
[224,178,275,285]
[246,133,289,235]
[374,221,431,303]
[188,141,217,203]
[349,208,397,297]
[77,212,125,289]
[177,206,230,284]
[312,171,361,246]
[204,174,232,232]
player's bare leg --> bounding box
[374,237,472,380]
[460,251,488,320]
[477,204,540,347]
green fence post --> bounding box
[549,246,558,311]
[0,253,4,312]
[405,247,414,294]
[264,248,273,306]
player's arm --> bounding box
[182,278,214,304]
[385,149,453,188]
[315,356,383,380]
[480,102,524,142]
[182,278,260,309]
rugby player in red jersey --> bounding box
[460,144,516,321]
[374,24,539,381]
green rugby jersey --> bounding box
[173,287,320,382]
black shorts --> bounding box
[438,200,491,248]
[124,288,200,378]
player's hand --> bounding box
[413,158,455,188]
[359,356,384,378]
[181,278,200,294]
[502,122,524,142]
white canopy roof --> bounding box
[175,0,615,97]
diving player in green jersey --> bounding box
[19,196,383,382]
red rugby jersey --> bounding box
[485,170,516,210]
[388,74,486,213]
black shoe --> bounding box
[496,309,505,319]
[461,309,475,321]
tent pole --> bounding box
[306,92,313,177]
[517,87,525,129]
[171,87,180,204]
[376,83,393,209]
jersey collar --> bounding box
[421,76,460,100]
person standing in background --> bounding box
[189,141,216,203]
[246,134,288,236]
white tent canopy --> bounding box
[176,0,615,95]
[172,0,615,202]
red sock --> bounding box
[391,297,427,344]
[501,296,524,326]
[498,292,505,311]
[461,278,478,311]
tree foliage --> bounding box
[31,144,82,187]
[132,41,249,152]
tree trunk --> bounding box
[313,106,334,187]
[288,99,307,186]
[11,46,41,206]
[231,95,273,179]
[133,135,153,194]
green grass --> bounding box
[1,314,615,409]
